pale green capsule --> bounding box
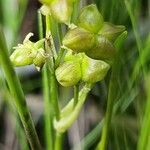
[64,50,83,62]
[10,33,45,67]
[63,27,96,53]
[82,55,110,83]
[50,0,73,24]
[85,35,116,60]
[99,22,126,42]
[10,44,36,66]
[33,48,48,71]
[78,4,104,33]
[55,60,81,87]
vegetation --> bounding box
[0,0,150,150]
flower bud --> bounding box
[50,0,73,24]
[82,55,110,83]
[63,27,96,53]
[99,22,126,42]
[77,4,104,33]
[33,48,48,71]
[55,61,81,87]
[85,35,116,60]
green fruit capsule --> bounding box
[50,0,73,24]
[82,55,110,83]
[64,50,83,62]
[63,27,96,53]
[10,33,36,66]
[10,45,36,66]
[33,48,48,71]
[55,61,81,87]
[99,22,126,42]
[85,35,116,60]
[10,33,45,67]
[78,4,104,33]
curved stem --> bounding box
[96,61,118,150]
[0,27,41,150]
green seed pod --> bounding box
[33,48,48,71]
[78,4,104,33]
[10,46,36,66]
[10,33,45,67]
[99,22,126,42]
[55,61,81,87]
[63,27,96,53]
[85,35,116,60]
[50,0,73,24]
[10,33,36,66]
[82,55,110,83]
[64,50,83,62]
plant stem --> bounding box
[71,0,79,24]
[96,61,118,150]
[38,11,54,150]
[50,71,60,120]
[43,65,54,150]
[73,84,79,108]
[0,27,41,150]
[45,15,60,120]
[54,132,63,150]
[137,76,150,150]
[45,15,61,150]
[55,24,65,68]
[55,83,92,133]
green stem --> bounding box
[73,84,79,108]
[55,24,65,68]
[50,71,60,120]
[96,61,118,150]
[43,65,54,150]
[71,0,79,24]
[137,76,150,150]
[45,15,61,150]
[45,15,60,120]
[54,132,63,150]
[38,11,54,150]
[0,27,41,150]
[55,83,92,133]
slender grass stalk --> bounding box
[43,65,54,150]
[137,76,150,150]
[55,24,65,68]
[0,27,41,150]
[71,0,79,23]
[45,15,60,120]
[96,32,127,150]
[96,62,118,150]
[54,132,63,150]
[50,71,60,120]
[38,11,54,150]
[124,0,145,77]
[45,15,61,150]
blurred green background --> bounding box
[0,0,150,149]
